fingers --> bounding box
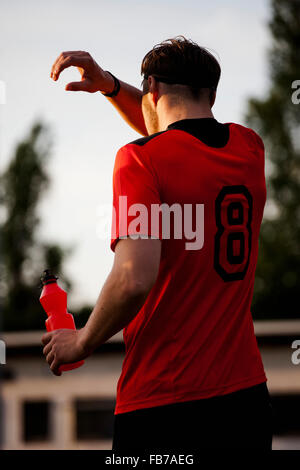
[43,341,52,357]
[45,346,62,376]
[42,331,61,376]
[51,51,90,81]
[41,332,53,346]
[50,358,62,377]
[46,349,54,365]
[65,80,91,92]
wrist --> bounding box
[77,327,94,359]
[98,70,115,94]
[101,71,120,97]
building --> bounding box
[1,321,300,450]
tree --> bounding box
[0,122,71,330]
[246,0,300,318]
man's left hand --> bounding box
[41,329,87,376]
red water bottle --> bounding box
[40,269,84,373]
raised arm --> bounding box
[51,51,148,136]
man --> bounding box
[42,36,273,450]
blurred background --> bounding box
[0,0,300,450]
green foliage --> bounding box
[0,122,72,330]
[246,0,300,318]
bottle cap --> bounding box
[41,269,58,285]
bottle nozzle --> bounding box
[41,269,58,285]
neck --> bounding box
[157,96,214,132]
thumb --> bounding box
[65,80,90,92]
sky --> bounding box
[0,0,271,308]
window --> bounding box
[271,394,300,435]
[75,399,115,440]
[23,400,50,442]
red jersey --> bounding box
[111,118,267,415]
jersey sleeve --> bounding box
[248,128,265,156]
[111,144,162,252]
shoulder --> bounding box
[127,130,168,147]
[115,130,169,166]
[230,123,264,150]
[115,132,167,172]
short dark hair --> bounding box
[141,36,221,100]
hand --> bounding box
[41,328,87,376]
[50,50,115,94]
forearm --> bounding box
[80,271,148,355]
[102,74,148,136]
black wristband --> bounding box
[101,71,121,97]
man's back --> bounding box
[49,37,273,449]
[111,117,267,414]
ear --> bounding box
[148,76,159,107]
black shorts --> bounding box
[112,382,273,451]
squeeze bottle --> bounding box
[40,269,84,372]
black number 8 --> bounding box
[214,186,253,282]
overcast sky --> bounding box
[0,0,271,308]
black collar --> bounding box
[167,117,217,130]
[167,118,230,148]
